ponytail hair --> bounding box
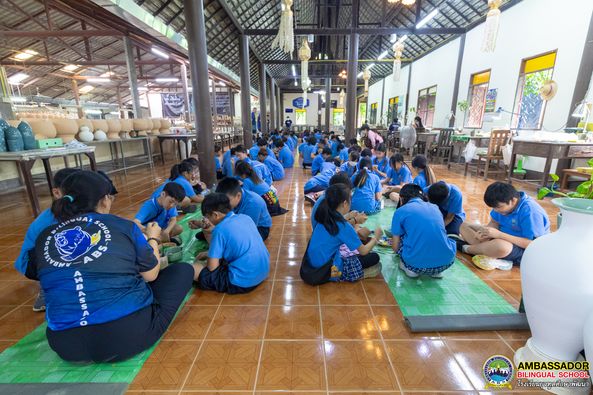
[411,154,435,185]
[399,183,427,205]
[389,152,409,171]
[51,170,112,222]
[235,160,262,185]
[169,161,195,181]
[354,157,372,188]
[314,184,350,235]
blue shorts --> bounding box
[503,245,525,265]
[197,264,258,294]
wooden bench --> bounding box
[561,169,591,190]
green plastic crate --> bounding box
[36,138,63,149]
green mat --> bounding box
[364,207,517,316]
[0,210,208,386]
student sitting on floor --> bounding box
[194,193,270,294]
[15,167,81,312]
[330,135,340,157]
[214,146,223,179]
[426,181,466,235]
[372,143,389,180]
[348,138,361,153]
[27,170,195,363]
[134,182,186,243]
[235,160,287,216]
[275,140,295,169]
[215,177,272,241]
[311,147,332,176]
[304,160,340,203]
[339,151,359,177]
[222,146,237,177]
[250,138,274,160]
[235,145,273,186]
[183,158,209,196]
[350,157,383,215]
[300,136,317,169]
[258,148,285,181]
[382,153,413,204]
[411,154,436,188]
[338,143,349,162]
[301,184,382,285]
[457,182,550,266]
[391,184,456,279]
[153,161,204,206]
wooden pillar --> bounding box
[450,34,466,128]
[345,33,359,142]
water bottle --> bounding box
[469,208,481,225]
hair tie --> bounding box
[64,195,74,203]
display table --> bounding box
[87,137,154,175]
[157,134,197,164]
[390,131,438,156]
[0,146,97,216]
[508,139,593,188]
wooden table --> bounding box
[0,146,97,216]
[508,139,593,188]
[448,135,491,167]
[389,131,438,156]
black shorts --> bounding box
[503,245,525,265]
[197,264,258,294]
[257,226,270,241]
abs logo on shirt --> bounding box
[44,217,112,267]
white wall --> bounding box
[366,0,593,171]
[282,92,341,126]
[367,65,411,126]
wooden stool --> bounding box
[561,169,590,190]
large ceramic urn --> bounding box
[515,198,593,394]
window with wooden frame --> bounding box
[512,50,557,130]
[464,70,491,128]
[387,96,399,123]
[417,85,437,127]
[369,102,378,124]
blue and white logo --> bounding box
[54,226,101,262]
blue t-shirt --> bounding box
[135,198,178,229]
[263,155,285,181]
[278,145,295,168]
[152,177,196,199]
[339,162,358,177]
[241,177,271,196]
[298,142,307,154]
[307,221,361,271]
[209,212,270,287]
[301,144,317,165]
[290,136,298,150]
[236,189,272,228]
[311,154,326,175]
[351,171,382,214]
[222,152,236,177]
[413,171,428,189]
[304,166,335,192]
[32,213,157,331]
[330,140,339,157]
[14,208,57,274]
[244,158,273,186]
[314,132,322,140]
[386,165,413,186]
[490,192,550,239]
[425,183,466,221]
[339,147,349,162]
[250,146,274,161]
[391,198,456,269]
[372,157,389,179]
[215,156,221,171]
[310,194,325,230]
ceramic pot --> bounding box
[78,126,94,142]
[515,198,593,394]
[94,130,107,141]
[583,311,593,381]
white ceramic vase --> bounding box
[515,198,593,394]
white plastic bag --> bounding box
[502,143,513,166]
[462,140,477,163]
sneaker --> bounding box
[363,262,382,279]
[32,290,45,312]
[304,193,317,205]
[170,236,182,246]
[448,234,468,253]
[430,272,444,279]
[398,259,419,278]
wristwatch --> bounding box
[147,237,160,245]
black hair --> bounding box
[214,146,222,152]
[329,172,353,189]
[215,177,242,196]
[183,157,199,167]
[484,182,520,208]
[411,154,435,186]
[337,143,345,151]
[375,143,387,153]
[234,145,247,154]
[321,147,332,156]
[257,148,269,158]
[274,139,285,148]
[360,148,373,158]
[51,170,112,222]
[97,170,118,195]
[349,138,358,146]
[169,161,196,181]
[349,151,360,162]
[361,124,370,131]
[399,184,427,205]
[201,192,231,217]
[389,153,410,172]
[257,138,267,147]
[354,157,372,188]
[230,146,237,156]
[235,160,262,185]
[307,136,317,145]
[427,181,450,205]
[53,168,81,188]
[314,184,351,236]
[414,116,424,128]
[163,182,186,202]
[331,157,341,166]
[318,138,327,146]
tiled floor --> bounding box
[0,155,557,394]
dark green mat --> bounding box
[364,207,518,317]
[0,383,128,395]
[0,210,207,386]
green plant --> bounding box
[537,158,593,200]
[457,100,469,112]
[408,106,416,113]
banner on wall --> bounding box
[213,92,230,115]
[485,88,498,113]
[161,93,185,117]
[292,97,310,108]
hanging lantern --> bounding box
[271,0,294,54]
[392,40,404,81]
[387,0,400,3]
[339,89,345,107]
[363,68,371,97]
[401,0,416,5]
[298,38,311,90]
[481,0,502,52]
